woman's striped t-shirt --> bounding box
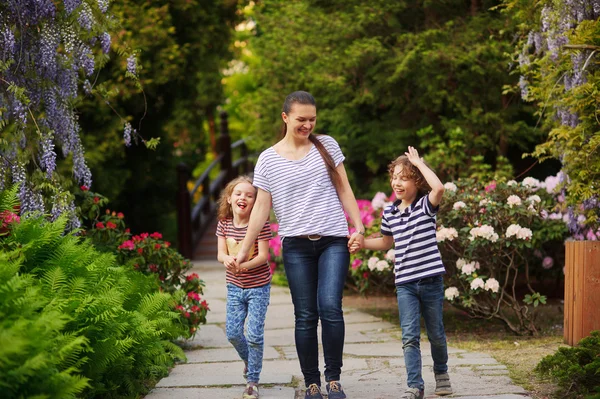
[252,134,349,238]
[216,218,272,288]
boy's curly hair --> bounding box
[388,155,431,197]
[216,175,255,221]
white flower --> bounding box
[507,195,522,208]
[527,195,541,204]
[469,225,499,242]
[368,257,379,270]
[385,249,395,261]
[522,177,541,189]
[479,198,490,206]
[436,227,458,242]
[445,287,460,300]
[506,224,522,238]
[444,182,458,192]
[470,277,485,290]
[549,212,563,220]
[453,201,466,210]
[461,262,477,275]
[473,261,481,270]
[375,260,389,271]
[516,227,533,240]
[484,278,500,293]
[507,180,518,186]
[371,192,389,210]
[456,258,467,269]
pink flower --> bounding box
[137,248,143,254]
[80,185,89,191]
[484,181,496,192]
[106,221,117,229]
[150,232,162,239]
[117,212,124,219]
[362,272,369,279]
[269,236,282,256]
[0,210,20,225]
[154,243,162,250]
[118,240,135,250]
[586,229,598,241]
[93,196,99,203]
[164,241,171,248]
[360,209,375,227]
[148,264,158,272]
[187,291,200,301]
[186,273,199,281]
[96,222,105,229]
[270,223,279,233]
[191,305,200,313]
[140,233,149,239]
[542,257,554,269]
[356,199,374,212]
[351,258,363,270]
[269,262,277,275]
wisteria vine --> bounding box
[0,0,137,227]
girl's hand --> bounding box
[223,255,236,271]
[405,146,424,166]
[347,231,364,252]
[349,241,362,254]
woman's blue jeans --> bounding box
[282,236,350,386]
[396,275,449,390]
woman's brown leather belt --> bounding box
[295,234,322,241]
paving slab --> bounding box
[181,324,229,349]
[146,386,295,399]
[185,346,280,363]
[155,362,293,387]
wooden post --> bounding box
[176,163,193,259]
[218,111,232,181]
[564,241,600,346]
[241,142,249,175]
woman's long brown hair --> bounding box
[281,91,341,190]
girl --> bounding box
[233,91,365,399]
[216,176,272,399]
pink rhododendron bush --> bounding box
[434,178,569,335]
[346,177,570,335]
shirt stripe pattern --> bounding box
[381,195,446,285]
[253,134,349,238]
[216,218,272,288]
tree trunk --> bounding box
[471,0,480,16]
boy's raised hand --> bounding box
[405,146,424,166]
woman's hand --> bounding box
[347,231,364,253]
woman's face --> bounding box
[282,103,317,139]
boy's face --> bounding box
[390,165,418,204]
[228,182,256,219]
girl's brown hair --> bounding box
[388,155,431,197]
[281,91,341,190]
[216,175,255,220]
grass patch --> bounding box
[343,293,565,399]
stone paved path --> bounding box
[146,261,532,399]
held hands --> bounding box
[405,146,424,167]
[230,248,250,275]
[347,231,364,254]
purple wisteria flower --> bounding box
[100,31,111,54]
[126,54,138,76]
[40,134,57,178]
[77,2,94,31]
[98,0,109,14]
[63,0,82,16]
[124,122,132,147]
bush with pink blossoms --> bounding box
[437,177,569,335]
[77,187,208,336]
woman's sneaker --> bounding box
[401,387,424,399]
[304,383,323,399]
[326,381,347,399]
[242,384,259,399]
[434,372,453,395]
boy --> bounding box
[351,146,452,399]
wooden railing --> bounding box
[176,111,253,259]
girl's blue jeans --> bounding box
[226,283,271,383]
[282,236,350,386]
[396,274,449,390]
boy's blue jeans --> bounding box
[226,283,271,383]
[396,275,449,391]
[282,236,350,386]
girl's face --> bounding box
[390,164,418,204]
[227,182,256,218]
[282,103,317,140]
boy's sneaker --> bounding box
[326,381,347,399]
[304,383,323,399]
[401,387,424,399]
[242,384,259,399]
[434,372,453,395]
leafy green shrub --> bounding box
[0,187,186,398]
[76,186,209,336]
[536,331,600,397]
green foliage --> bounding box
[0,187,186,398]
[506,0,600,231]
[227,0,541,196]
[536,331,600,397]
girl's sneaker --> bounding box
[305,383,323,399]
[401,387,424,399]
[326,381,347,399]
[242,384,259,399]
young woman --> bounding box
[234,91,365,399]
